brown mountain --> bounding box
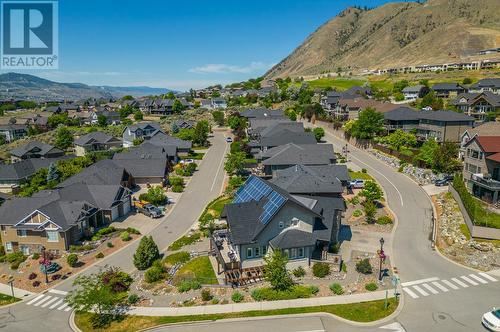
[265,0,500,79]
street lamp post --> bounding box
[378,237,385,281]
[41,246,49,284]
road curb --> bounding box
[69,310,82,332]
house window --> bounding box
[246,247,253,259]
[255,246,260,257]
[290,248,297,259]
[46,231,59,242]
[5,242,13,252]
[17,230,27,237]
[292,218,299,226]
[283,249,289,258]
[262,246,267,255]
[278,221,284,229]
[298,247,304,258]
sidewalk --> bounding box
[0,282,34,299]
[125,290,393,316]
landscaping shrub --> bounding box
[352,209,362,217]
[144,264,165,283]
[376,216,393,225]
[95,252,104,259]
[356,258,373,274]
[172,184,184,193]
[126,227,141,235]
[312,262,330,278]
[365,282,378,291]
[67,253,78,267]
[91,226,116,241]
[231,291,244,303]
[292,266,306,278]
[120,231,131,242]
[69,244,94,252]
[309,285,319,294]
[361,168,367,173]
[201,288,212,301]
[32,281,40,287]
[177,280,201,293]
[51,274,61,281]
[211,298,220,305]
[330,283,344,295]
[341,262,347,273]
[31,253,40,260]
[168,232,201,251]
[169,176,185,187]
[6,252,26,269]
[107,242,114,248]
[163,251,190,266]
[250,285,317,301]
[128,293,140,305]
[28,272,37,280]
[100,268,133,293]
[330,243,340,254]
[138,186,168,205]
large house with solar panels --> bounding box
[213,174,346,284]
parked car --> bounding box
[349,179,365,189]
[180,158,194,164]
[482,308,500,331]
[225,137,233,143]
[434,175,453,187]
[134,201,163,218]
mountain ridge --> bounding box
[265,0,500,79]
[0,72,172,101]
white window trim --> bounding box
[246,247,253,259]
[46,231,59,243]
[18,230,27,237]
[5,242,13,252]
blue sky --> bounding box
[6,0,401,91]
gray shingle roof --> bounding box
[112,159,167,178]
[384,107,473,122]
[259,122,305,137]
[148,132,192,150]
[74,131,120,146]
[0,156,73,182]
[10,141,62,158]
[271,164,348,194]
[431,83,465,91]
[261,143,335,166]
[240,108,285,119]
[113,142,172,160]
[402,85,424,93]
[258,130,317,148]
[269,228,318,248]
[59,159,127,187]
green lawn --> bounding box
[75,298,398,332]
[176,256,218,284]
[199,195,233,227]
[168,232,202,251]
[0,293,20,306]
[368,79,394,92]
[306,78,365,90]
[348,171,374,181]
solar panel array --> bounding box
[233,176,287,225]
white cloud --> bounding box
[188,61,274,74]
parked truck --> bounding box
[133,200,163,218]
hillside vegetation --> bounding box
[266,0,500,78]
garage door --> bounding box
[111,206,119,221]
[122,198,131,216]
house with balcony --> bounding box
[122,122,164,147]
[459,122,500,159]
[462,135,500,204]
[431,83,467,99]
[213,175,345,285]
[9,141,64,163]
[74,132,122,156]
[402,85,427,101]
[468,78,500,95]
[0,124,28,143]
[383,108,474,143]
[450,92,500,122]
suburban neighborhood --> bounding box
[0,1,499,332]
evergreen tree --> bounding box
[46,162,59,183]
[133,236,160,270]
[264,250,293,291]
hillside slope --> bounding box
[265,0,500,78]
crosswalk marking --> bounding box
[64,306,72,312]
[479,273,497,282]
[422,283,439,294]
[401,277,439,287]
[58,302,69,311]
[33,295,52,307]
[441,279,459,290]
[451,277,469,288]
[49,299,64,309]
[431,281,448,292]
[412,285,429,296]
[48,289,68,296]
[469,274,488,284]
[26,295,45,305]
[403,287,419,299]
[41,297,59,308]
[460,275,478,286]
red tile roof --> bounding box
[476,136,500,153]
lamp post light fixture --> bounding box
[41,246,49,284]
[378,237,385,281]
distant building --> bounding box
[10,141,64,163]
[74,132,122,156]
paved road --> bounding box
[0,131,229,332]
